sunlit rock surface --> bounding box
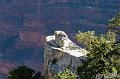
[44,31,89,79]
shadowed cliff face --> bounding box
[0,0,120,78]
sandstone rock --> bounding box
[44,31,89,79]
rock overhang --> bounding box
[46,31,89,57]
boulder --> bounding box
[44,31,89,79]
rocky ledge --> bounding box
[44,31,89,79]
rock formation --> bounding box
[44,31,89,79]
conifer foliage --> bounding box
[76,14,120,79]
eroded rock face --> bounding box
[44,31,89,79]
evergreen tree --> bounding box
[76,31,120,79]
[108,13,120,35]
[8,65,43,79]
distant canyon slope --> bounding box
[0,0,120,78]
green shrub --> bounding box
[55,68,77,79]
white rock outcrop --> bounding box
[44,31,89,79]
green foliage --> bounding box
[8,65,44,79]
[55,68,77,79]
[76,31,116,53]
[108,13,120,35]
[76,31,120,79]
[76,31,96,46]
